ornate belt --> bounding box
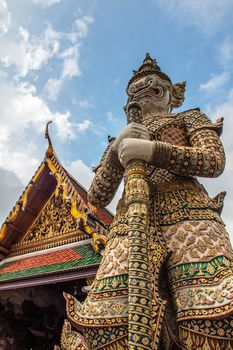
[147,178,205,193]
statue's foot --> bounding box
[63,292,128,349]
[56,319,88,350]
[63,292,128,329]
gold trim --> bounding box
[46,156,107,252]
[10,203,21,222]
[0,161,46,243]
[9,230,89,257]
[0,223,7,241]
[21,183,33,210]
[32,163,45,182]
[47,158,58,175]
[180,325,233,341]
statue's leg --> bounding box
[64,236,129,350]
[177,316,233,349]
[159,219,233,349]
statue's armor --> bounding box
[65,109,233,349]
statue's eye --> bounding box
[129,85,136,92]
[146,77,153,85]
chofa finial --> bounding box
[45,120,54,158]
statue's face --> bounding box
[127,74,173,114]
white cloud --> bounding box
[65,16,94,43]
[219,38,233,68]
[0,6,95,227]
[62,57,81,79]
[66,159,94,190]
[0,0,11,36]
[0,15,93,81]
[205,89,233,152]
[0,77,77,186]
[76,119,93,132]
[33,0,61,7]
[53,110,75,140]
[42,16,93,101]
[202,89,233,240]
[44,55,81,101]
[201,161,233,243]
[0,9,95,181]
[106,111,117,122]
[78,99,93,108]
[59,45,77,58]
[155,0,233,35]
[43,43,82,101]
[0,78,92,144]
[0,24,60,77]
[106,111,114,120]
[199,72,230,92]
[60,45,81,79]
[0,79,73,136]
[74,16,94,39]
[44,78,63,101]
[0,145,40,184]
[0,77,94,208]
[0,167,23,225]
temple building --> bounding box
[0,123,112,349]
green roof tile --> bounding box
[0,243,102,282]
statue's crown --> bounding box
[128,53,172,87]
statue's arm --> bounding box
[87,139,124,208]
[151,111,225,178]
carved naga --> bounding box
[61,53,233,349]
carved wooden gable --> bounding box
[1,132,113,259]
[10,188,88,257]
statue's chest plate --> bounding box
[144,114,189,147]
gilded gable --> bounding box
[10,188,88,256]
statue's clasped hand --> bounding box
[112,122,150,154]
[118,138,154,168]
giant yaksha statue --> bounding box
[64,54,233,349]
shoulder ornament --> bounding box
[183,109,223,137]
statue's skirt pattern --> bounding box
[65,185,233,348]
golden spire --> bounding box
[45,120,54,158]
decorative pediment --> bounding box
[23,190,78,243]
[10,188,87,256]
[0,122,113,260]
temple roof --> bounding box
[0,240,101,290]
[0,122,113,268]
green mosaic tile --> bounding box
[0,243,102,282]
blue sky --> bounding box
[1,0,233,239]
